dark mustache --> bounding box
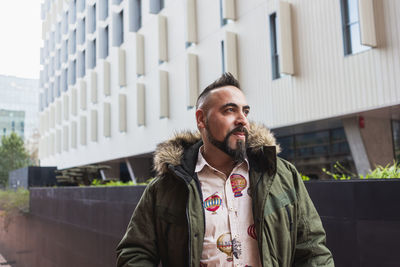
[229,126,249,136]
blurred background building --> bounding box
[0,75,39,139]
[38,0,400,180]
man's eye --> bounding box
[226,108,234,112]
[244,110,250,116]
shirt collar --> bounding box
[195,146,249,173]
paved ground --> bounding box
[0,252,11,267]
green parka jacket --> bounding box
[116,123,334,267]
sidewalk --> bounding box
[0,252,11,267]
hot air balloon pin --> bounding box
[217,233,233,262]
[203,194,222,214]
[247,224,257,240]
[230,173,247,197]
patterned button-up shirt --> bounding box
[196,147,261,267]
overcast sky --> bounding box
[0,1,42,80]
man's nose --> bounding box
[235,111,248,126]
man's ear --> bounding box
[196,109,206,129]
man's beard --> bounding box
[205,122,249,164]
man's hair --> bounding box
[196,72,241,109]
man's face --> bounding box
[199,86,250,162]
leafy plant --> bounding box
[361,162,400,179]
[300,174,310,181]
[89,178,155,187]
[0,133,30,187]
[0,188,29,230]
[323,161,400,180]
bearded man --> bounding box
[117,73,334,267]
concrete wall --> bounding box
[360,116,395,167]
[0,186,145,267]
[1,181,400,267]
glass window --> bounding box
[87,4,96,34]
[78,18,86,45]
[99,0,109,21]
[221,40,225,74]
[112,11,124,47]
[219,0,228,26]
[69,0,77,24]
[277,136,295,160]
[276,127,355,179]
[77,0,86,13]
[87,39,96,69]
[340,0,369,55]
[392,120,400,161]
[149,0,164,14]
[78,50,86,78]
[99,26,109,59]
[269,13,280,80]
[68,60,76,85]
[129,0,142,32]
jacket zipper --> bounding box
[284,205,293,232]
[252,173,264,266]
[170,167,199,267]
[193,173,205,234]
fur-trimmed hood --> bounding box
[153,122,280,176]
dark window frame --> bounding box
[269,12,280,80]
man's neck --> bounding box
[201,144,235,177]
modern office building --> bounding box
[0,75,39,140]
[38,0,400,179]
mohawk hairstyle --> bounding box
[196,72,241,109]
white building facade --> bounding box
[39,0,400,179]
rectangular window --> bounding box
[61,68,68,92]
[129,0,142,32]
[112,11,124,47]
[87,39,96,69]
[150,0,164,14]
[269,13,280,80]
[55,75,61,97]
[221,40,225,74]
[69,0,77,24]
[88,4,96,34]
[78,50,86,78]
[56,49,61,70]
[77,0,86,13]
[69,30,76,55]
[78,18,86,45]
[62,11,69,34]
[99,0,109,21]
[99,26,109,59]
[56,22,61,44]
[340,0,369,55]
[49,82,55,103]
[392,120,400,162]
[219,0,227,26]
[68,60,76,86]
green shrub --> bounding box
[89,178,155,187]
[361,162,400,179]
[323,161,400,180]
[0,188,29,230]
[300,174,310,181]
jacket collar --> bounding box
[153,122,280,178]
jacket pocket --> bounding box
[155,205,186,225]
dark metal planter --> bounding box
[1,180,399,267]
[305,180,400,267]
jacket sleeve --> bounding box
[116,181,160,267]
[292,168,335,267]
